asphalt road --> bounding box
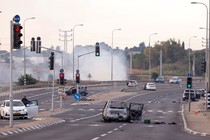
[1,82,210,140]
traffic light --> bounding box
[187,77,192,89]
[13,23,23,49]
[31,37,35,51]
[59,73,64,85]
[36,37,41,53]
[201,61,206,73]
[95,45,100,56]
[49,52,54,70]
[76,73,80,83]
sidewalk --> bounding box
[183,99,210,136]
[0,108,69,136]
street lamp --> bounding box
[149,33,158,80]
[23,17,35,85]
[188,36,197,74]
[191,1,209,98]
[111,28,121,81]
[72,24,83,80]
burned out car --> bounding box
[65,86,88,96]
[102,100,144,122]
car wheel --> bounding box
[80,92,87,96]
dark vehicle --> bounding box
[65,86,88,96]
[101,100,144,122]
[182,89,196,101]
[155,76,165,83]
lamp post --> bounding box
[72,24,83,80]
[191,1,209,102]
[149,33,157,80]
[111,28,121,81]
[188,36,197,74]
[23,17,35,85]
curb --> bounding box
[181,105,209,137]
[0,119,65,136]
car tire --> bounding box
[80,92,86,96]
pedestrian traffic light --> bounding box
[201,61,206,73]
[95,45,100,56]
[60,73,64,85]
[76,73,80,83]
[31,37,35,51]
[13,23,23,49]
[187,77,192,89]
[49,52,54,70]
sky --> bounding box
[0,0,209,52]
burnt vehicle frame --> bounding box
[65,86,88,96]
[101,100,144,122]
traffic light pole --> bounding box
[76,51,95,95]
[39,46,64,111]
[9,20,14,127]
[77,51,95,70]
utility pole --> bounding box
[59,29,72,52]
[160,50,162,76]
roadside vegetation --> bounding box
[125,38,205,76]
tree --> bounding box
[87,73,92,80]
[17,74,38,85]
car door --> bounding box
[26,100,39,116]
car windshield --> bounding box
[109,101,127,109]
[5,101,24,107]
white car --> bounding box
[144,83,156,91]
[169,76,182,84]
[0,99,38,119]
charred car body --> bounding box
[102,100,144,122]
[65,86,88,96]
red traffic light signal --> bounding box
[13,23,23,49]
[60,73,65,85]
[76,73,80,83]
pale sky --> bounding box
[0,0,209,52]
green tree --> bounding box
[17,74,38,85]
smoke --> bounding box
[0,43,128,84]
[74,42,128,81]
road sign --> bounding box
[58,89,63,94]
[60,69,64,73]
[187,73,192,77]
[74,93,80,101]
[13,15,20,23]
[76,69,79,74]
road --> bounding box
[0,82,210,140]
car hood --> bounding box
[4,106,26,111]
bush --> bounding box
[151,72,159,81]
[17,74,38,85]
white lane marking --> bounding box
[113,128,118,131]
[168,110,174,113]
[92,137,100,140]
[100,134,107,137]
[147,110,153,112]
[69,113,101,122]
[107,131,113,134]
[157,110,163,113]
